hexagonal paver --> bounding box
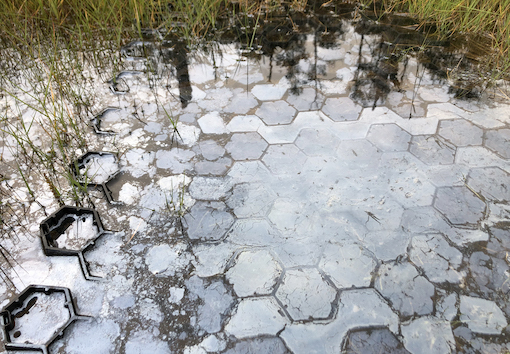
[484,128,510,159]
[226,183,276,218]
[251,84,287,101]
[224,297,288,338]
[268,198,308,234]
[366,124,411,152]
[433,186,486,227]
[344,328,410,354]
[226,219,282,246]
[295,128,340,156]
[275,268,336,321]
[437,119,483,147]
[319,242,376,289]
[225,132,268,160]
[335,139,382,171]
[409,234,464,284]
[226,115,263,132]
[262,144,307,175]
[409,135,456,165]
[467,167,510,202]
[184,201,234,241]
[386,171,436,208]
[226,249,283,297]
[280,288,399,354]
[198,111,227,134]
[401,316,455,354]
[460,296,508,335]
[286,87,324,111]
[197,140,225,160]
[375,262,435,317]
[189,176,233,200]
[255,101,297,125]
[321,97,362,121]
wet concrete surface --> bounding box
[1,6,510,354]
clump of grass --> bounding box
[362,0,510,80]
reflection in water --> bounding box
[122,2,490,111]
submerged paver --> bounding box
[401,316,455,354]
[409,233,464,284]
[460,295,508,335]
[375,262,435,318]
[275,267,337,322]
[319,242,376,289]
[226,249,282,297]
[433,186,486,227]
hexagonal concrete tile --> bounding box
[226,183,276,218]
[366,123,411,152]
[251,84,287,101]
[433,186,486,227]
[255,101,297,125]
[224,297,289,339]
[484,128,510,159]
[225,132,268,160]
[262,144,307,175]
[335,139,382,172]
[375,261,435,317]
[226,249,283,297]
[467,167,510,202]
[319,242,376,289]
[321,97,362,121]
[437,119,483,147]
[295,128,340,156]
[409,234,464,284]
[184,201,234,242]
[275,267,337,322]
[409,135,456,165]
[268,198,312,235]
[286,87,324,111]
[226,218,283,246]
[343,328,410,354]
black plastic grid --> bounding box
[40,205,111,280]
[0,285,91,354]
[70,151,120,203]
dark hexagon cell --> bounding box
[433,186,486,227]
[343,328,410,354]
[224,337,291,354]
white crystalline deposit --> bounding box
[80,154,118,184]
[168,287,185,303]
[119,183,141,205]
[10,292,70,345]
[56,214,98,250]
[145,243,191,276]
[175,123,201,146]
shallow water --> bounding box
[1,4,510,354]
